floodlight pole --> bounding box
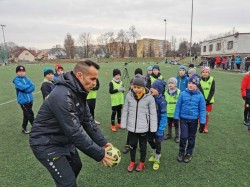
[189,0,193,63]
[164,19,167,61]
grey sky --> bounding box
[0,0,249,49]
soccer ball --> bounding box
[106,146,121,167]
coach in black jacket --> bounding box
[30,60,113,187]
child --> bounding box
[13,65,35,134]
[174,74,206,163]
[109,69,125,132]
[188,68,196,77]
[200,67,215,133]
[87,79,100,125]
[148,79,167,170]
[54,64,64,80]
[176,65,189,92]
[241,71,250,133]
[146,65,164,89]
[121,74,157,172]
[145,66,153,83]
[164,77,181,143]
[41,67,54,100]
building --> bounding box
[200,32,250,57]
[48,48,68,59]
[10,48,36,62]
[137,38,171,58]
[107,42,131,58]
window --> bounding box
[227,41,233,50]
[203,46,206,52]
[209,44,213,52]
[216,43,221,51]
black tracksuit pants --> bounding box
[87,99,96,118]
[111,104,122,125]
[20,102,34,130]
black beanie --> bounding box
[132,74,146,87]
[134,68,143,75]
[16,65,26,73]
[113,69,121,77]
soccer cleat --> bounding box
[177,152,184,162]
[111,125,117,132]
[153,161,160,170]
[183,154,192,163]
[135,162,145,172]
[127,161,135,172]
[117,123,121,129]
[122,145,130,154]
[148,154,155,162]
[22,129,30,134]
[174,136,180,143]
[164,135,172,140]
[95,120,100,125]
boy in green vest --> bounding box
[41,67,55,100]
[87,79,100,125]
[146,65,164,89]
[164,77,181,143]
[200,67,215,133]
[109,69,125,132]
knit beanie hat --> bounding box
[16,65,26,73]
[153,65,160,71]
[188,68,196,75]
[168,77,177,85]
[147,66,153,71]
[134,68,143,75]
[113,69,121,77]
[188,74,200,86]
[179,65,187,71]
[55,64,64,71]
[188,64,194,68]
[151,79,166,94]
[44,67,54,77]
[201,66,211,74]
[133,74,146,87]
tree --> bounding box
[64,33,75,59]
[78,32,92,58]
[116,29,129,58]
[178,39,188,55]
[170,36,177,52]
[97,32,114,58]
[127,25,140,57]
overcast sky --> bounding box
[0,0,249,49]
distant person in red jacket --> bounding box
[241,72,250,133]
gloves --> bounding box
[156,129,164,136]
[117,86,125,92]
[243,96,247,100]
[199,124,205,133]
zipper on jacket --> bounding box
[23,78,31,103]
[134,100,140,133]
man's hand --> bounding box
[101,146,115,167]
[199,124,205,133]
[102,143,113,148]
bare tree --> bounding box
[97,32,114,58]
[178,38,188,55]
[127,25,140,57]
[170,36,177,52]
[78,32,93,58]
[64,33,75,59]
[116,29,129,58]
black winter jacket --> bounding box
[30,71,107,161]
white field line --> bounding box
[0,91,41,106]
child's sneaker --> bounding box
[127,161,135,172]
[122,145,130,154]
[164,134,172,140]
[148,154,155,162]
[153,161,160,170]
[111,125,116,132]
[177,152,184,162]
[22,129,30,134]
[135,162,145,172]
[183,154,192,163]
[95,120,100,125]
[174,136,180,143]
[117,123,121,129]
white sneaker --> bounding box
[95,120,100,125]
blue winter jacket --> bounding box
[176,75,188,92]
[154,94,167,136]
[235,57,242,65]
[174,88,206,124]
[13,76,35,104]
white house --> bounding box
[48,48,68,59]
[200,33,250,57]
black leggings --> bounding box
[148,132,162,155]
[111,105,122,125]
[87,99,96,118]
[128,131,148,162]
[20,103,34,129]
